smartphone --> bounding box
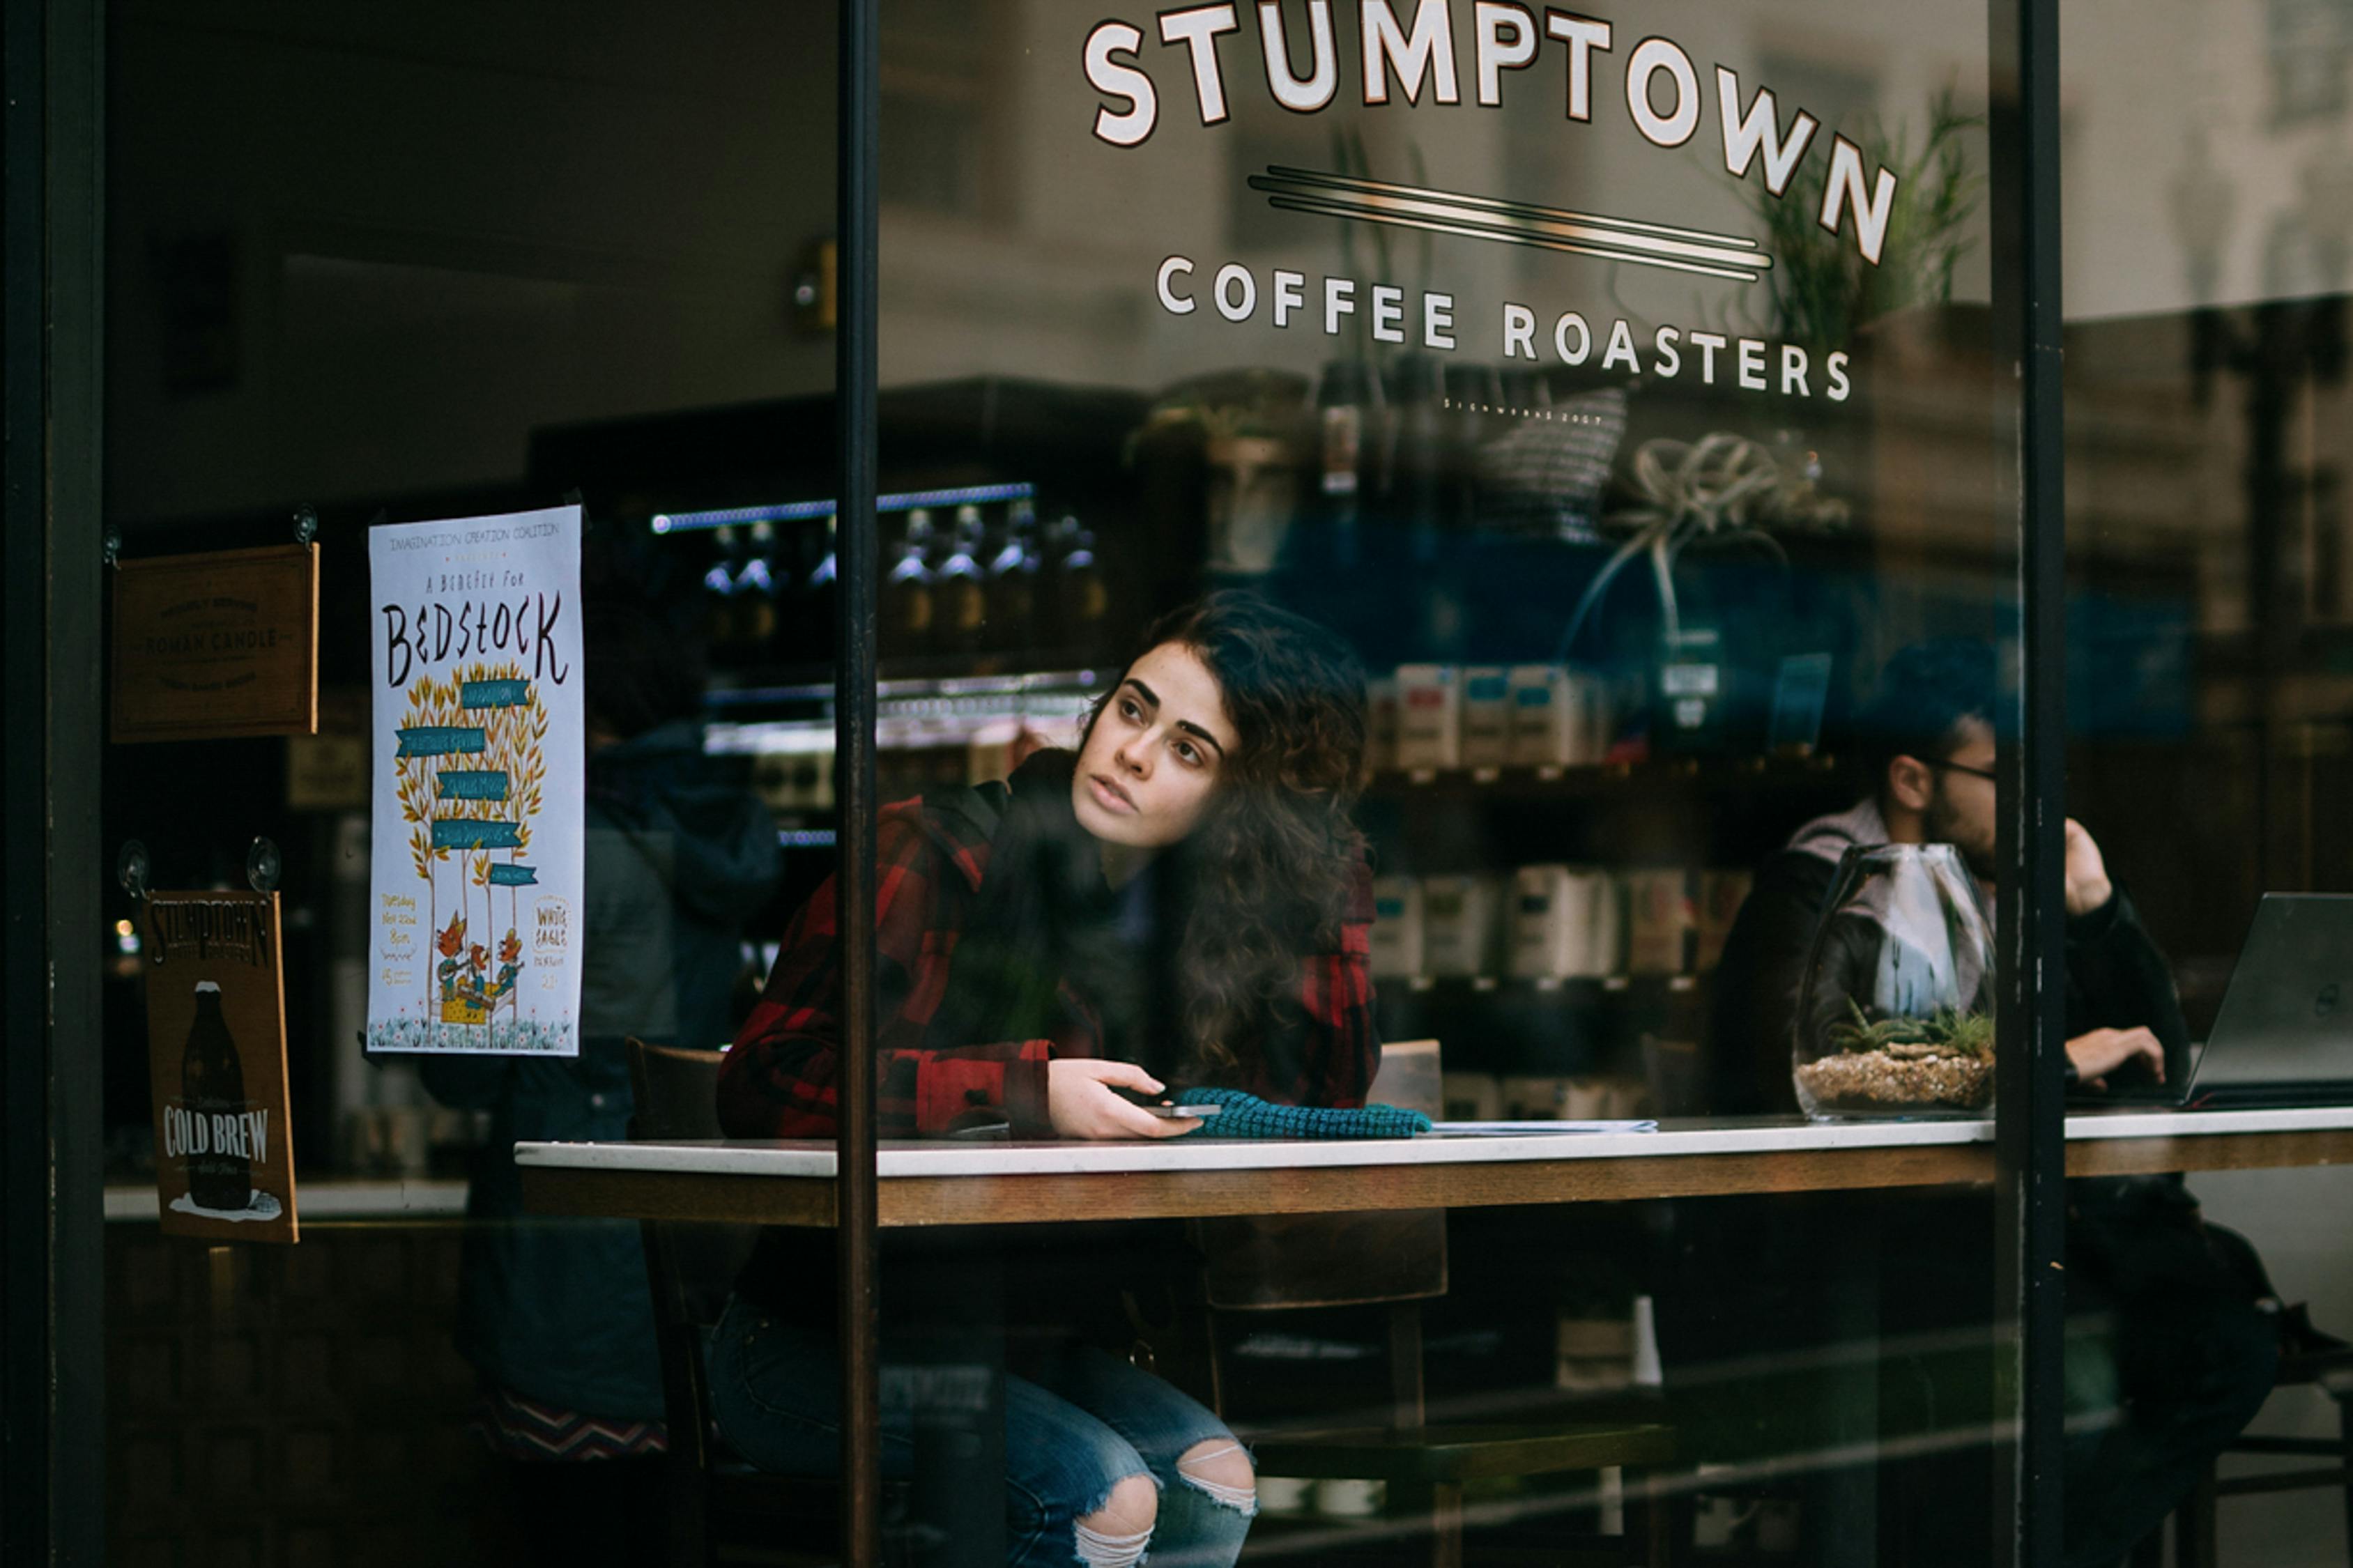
[1148,1104,1223,1119]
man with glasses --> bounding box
[1710,638,2177,1113]
[1689,637,2281,1568]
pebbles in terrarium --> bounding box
[1792,843,1997,1119]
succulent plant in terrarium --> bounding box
[1793,843,1996,1119]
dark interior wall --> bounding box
[105,0,838,526]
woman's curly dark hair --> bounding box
[1085,590,1370,1082]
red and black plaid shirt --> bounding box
[717,794,1380,1139]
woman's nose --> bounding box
[1115,734,1151,776]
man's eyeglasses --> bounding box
[1929,758,1998,783]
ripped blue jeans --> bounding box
[708,1293,1255,1567]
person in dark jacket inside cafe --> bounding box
[1699,638,2299,1568]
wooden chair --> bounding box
[627,1038,902,1567]
[1196,1041,1677,1567]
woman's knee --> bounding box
[1176,1438,1257,1512]
[1072,1473,1158,1567]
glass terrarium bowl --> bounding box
[1792,843,1996,1121]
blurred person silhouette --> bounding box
[1695,639,2294,1568]
[422,578,780,1567]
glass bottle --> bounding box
[799,512,838,666]
[987,498,1042,657]
[1312,359,1379,569]
[702,523,742,656]
[1049,514,1106,659]
[882,507,938,659]
[182,980,252,1213]
[1385,353,1447,546]
[1792,844,1996,1121]
[735,521,783,656]
[935,504,989,659]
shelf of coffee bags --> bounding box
[1364,753,1843,799]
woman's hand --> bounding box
[1046,1059,1200,1139]
[2066,1026,2164,1092]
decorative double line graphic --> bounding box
[1246,166,1774,284]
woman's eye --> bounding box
[1174,739,1201,766]
[1119,699,1142,721]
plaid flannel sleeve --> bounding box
[1289,857,1381,1109]
[716,812,1052,1139]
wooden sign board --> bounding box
[112,543,319,743]
[143,890,299,1243]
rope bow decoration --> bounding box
[1554,433,1848,662]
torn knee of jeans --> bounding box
[1073,1472,1157,1568]
[1176,1438,1258,1516]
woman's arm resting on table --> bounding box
[717,811,1055,1139]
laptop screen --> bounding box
[2196,893,2353,1098]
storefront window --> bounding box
[25,1,2343,1565]
[714,1,2025,1560]
[97,6,836,1564]
[2062,4,2353,1561]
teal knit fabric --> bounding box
[1173,1088,1431,1139]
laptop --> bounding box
[2186,893,2353,1109]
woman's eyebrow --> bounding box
[1174,719,1225,758]
[1125,677,1225,756]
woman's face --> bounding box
[1071,641,1237,850]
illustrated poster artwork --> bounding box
[144,891,299,1243]
[367,505,583,1055]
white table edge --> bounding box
[514,1105,2353,1183]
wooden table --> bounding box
[517,1105,2353,1228]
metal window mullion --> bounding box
[834,0,883,1561]
[1987,0,2068,1562]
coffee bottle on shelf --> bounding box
[987,498,1043,656]
[1312,359,1379,568]
[702,524,743,656]
[1048,513,1107,661]
[935,504,989,659]
[735,521,783,656]
[182,981,251,1215]
[882,507,938,659]
[798,512,838,666]
[1385,354,1447,546]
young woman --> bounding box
[711,591,1379,1568]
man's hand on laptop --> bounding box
[2067,1026,2165,1091]
[2064,820,2116,918]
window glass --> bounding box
[100,5,833,1562]
[728,3,2019,1562]
[2062,4,2353,1561]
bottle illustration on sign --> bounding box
[388,659,558,1050]
[182,981,251,1215]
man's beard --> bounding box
[1923,784,1998,883]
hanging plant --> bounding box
[1754,89,1984,358]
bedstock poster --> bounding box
[366,506,585,1057]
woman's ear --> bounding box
[1885,754,1936,815]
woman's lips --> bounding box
[1087,774,1136,813]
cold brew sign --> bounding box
[366,506,583,1056]
[144,891,298,1243]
